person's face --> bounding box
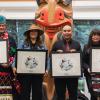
[62,25,72,41]
[0,24,6,33]
[92,34,100,44]
[29,30,38,39]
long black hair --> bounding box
[87,28,100,47]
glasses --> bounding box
[63,30,71,32]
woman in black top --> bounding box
[83,28,100,100]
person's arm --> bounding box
[9,35,17,66]
[11,58,17,75]
[51,41,58,52]
[11,41,24,75]
[82,45,90,71]
[78,42,81,51]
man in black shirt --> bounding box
[52,25,81,100]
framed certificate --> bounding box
[51,52,82,77]
[16,49,47,74]
[91,48,100,73]
[0,40,8,64]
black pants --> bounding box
[13,75,43,100]
[54,78,78,100]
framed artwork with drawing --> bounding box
[51,52,82,77]
[16,49,47,74]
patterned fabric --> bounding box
[0,32,16,94]
[0,32,8,39]
[0,32,16,67]
[0,74,12,94]
[92,75,100,94]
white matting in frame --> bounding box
[16,50,47,74]
[91,48,100,73]
[51,52,81,77]
[0,40,8,64]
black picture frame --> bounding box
[51,52,82,77]
[16,49,47,74]
[0,40,8,64]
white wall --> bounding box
[0,1,38,19]
[73,0,100,19]
[0,0,100,19]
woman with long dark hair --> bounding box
[12,24,46,100]
[83,28,100,100]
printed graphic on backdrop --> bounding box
[35,0,72,52]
